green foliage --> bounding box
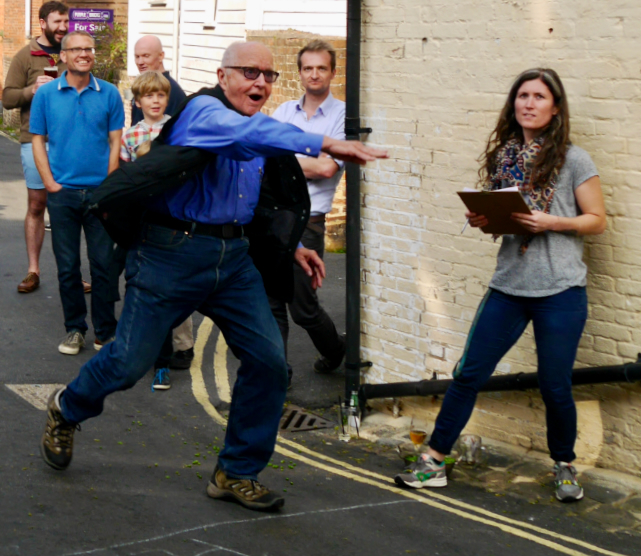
[92,22,128,84]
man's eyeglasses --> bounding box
[224,66,279,83]
[63,47,96,55]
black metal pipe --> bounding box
[344,0,363,400]
[359,358,641,408]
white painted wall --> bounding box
[259,0,346,36]
[127,0,180,77]
[127,0,346,91]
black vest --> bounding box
[89,85,310,302]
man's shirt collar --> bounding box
[58,71,101,92]
[295,91,336,117]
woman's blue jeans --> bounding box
[429,287,588,463]
[60,224,288,480]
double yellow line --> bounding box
[190,317,626,556]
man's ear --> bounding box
[60,50,67,65]
[217,67,227,90]
[39,18,46,33]
[159,50,165,63]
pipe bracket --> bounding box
[345,361,373,371]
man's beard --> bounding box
[43,26,64,48]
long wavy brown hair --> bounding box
[478,68,571,188]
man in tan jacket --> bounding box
[2,1,68,293]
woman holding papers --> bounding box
[395,68,606,502]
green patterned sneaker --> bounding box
[554,462,584,502]
[394,453,447,488]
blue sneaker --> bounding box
[394,453,447,488]
[152,368,171,391]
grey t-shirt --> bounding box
[488,145,598,297]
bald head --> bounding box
[135,35,165,73]
[217,41,275,116]
[221,41,272,69]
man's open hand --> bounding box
[321,137,388,165]
[294,247,326,290]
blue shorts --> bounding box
[20,142,47,190]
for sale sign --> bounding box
[68,9,114,34]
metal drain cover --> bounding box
[280,405,334,432]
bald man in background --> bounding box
[132,35,186,125]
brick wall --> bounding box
[2,0,31,119]
[360,0,641,470]
[247,30,347,251]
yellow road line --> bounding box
[191,317,626,556]
[214,332,232,403]
[278,437,625,556]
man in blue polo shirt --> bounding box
[30,30,124,356]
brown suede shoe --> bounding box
[82,280,91,294]
[17,272,40,293]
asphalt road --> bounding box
[2,133,640,556]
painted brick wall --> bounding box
[247,30,347,251]
[1,0,33,122]
[360,0,641,469]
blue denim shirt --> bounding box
[152,96,324,225]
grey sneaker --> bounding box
[394,453,447,488]
[58,331,85,355]
[40,387,78,470]
[206,465,284,511]
[554,462,584,502]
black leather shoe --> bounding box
[169,347,194,370]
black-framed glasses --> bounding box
[225,66,279,83]
[63,47,95,55]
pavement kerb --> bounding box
[358,409,641,496]
[0,129,20,144]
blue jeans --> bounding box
[47,188,117,340]
[61,223,288,480]
[429,287,588,463]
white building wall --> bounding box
[127,0,180,77]
[127,0,346,92]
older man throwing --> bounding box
[39,41,386,512]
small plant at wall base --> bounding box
[92,23,127,85]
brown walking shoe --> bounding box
[17,272,40,293]
[40,387,79,470]
[206,465,284,511]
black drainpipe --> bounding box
[359,356,641,414]
[344,0,372,402]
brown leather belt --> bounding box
[307,214,326,234]
[145,211,244,239]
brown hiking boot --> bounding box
[40,388,79,470]
[206,465,284,511]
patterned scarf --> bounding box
[485,137,557,254]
